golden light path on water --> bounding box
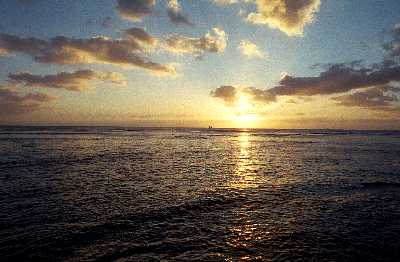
[224,131,267,261]
[228,131,259,190]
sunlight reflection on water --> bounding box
[1,128,400,261]
[228,132,259,190]
[224,132,268,261]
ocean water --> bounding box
[1,126,400,261]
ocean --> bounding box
[1,126,400,261]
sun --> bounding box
[237,93,252,112]
[232,93,260,127]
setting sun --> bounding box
[231,93,260,127]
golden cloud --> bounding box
[247,0,321,36]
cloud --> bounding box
[116,0,156,22]
[210,85,238,104]
[247,0,321,36]
[0,86,56,116]
[164,27,227,55]
[124,27,158,47]
[8,69,127,91]
[213,24,400,116]
[210,0,239,5]
[210,85,276,105]
[269,62,400,96]
[167,0,193,26]
[238,40,266,59]
[0,31,176,76]
[383,23,400,61]
[332,85,400,112]
[242,86,276,103]
[212,62,400,112]
[212,0,256,5]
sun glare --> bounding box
[232,93,260,127]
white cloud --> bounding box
[238,40,266,59]
[164,27,227,55]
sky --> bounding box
[0,0,400,129]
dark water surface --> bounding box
[1,126,400,261]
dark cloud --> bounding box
[269,63,400,96]
[164,27,227,55]
[210,85,237,104]
[167,0,193,26]
[310,60,364,71]
[0,86,56,116]
[242,86,276,104]
[124,27,158,46]
[264,23,400,109]
[332,85,400,112]
[8,69,127,91]
[0,33,47,56]
[210,85,276,105]
[212,62,400,110]
[0,32,176,76]
[116,0,156,21]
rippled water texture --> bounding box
[1,127,400,261]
